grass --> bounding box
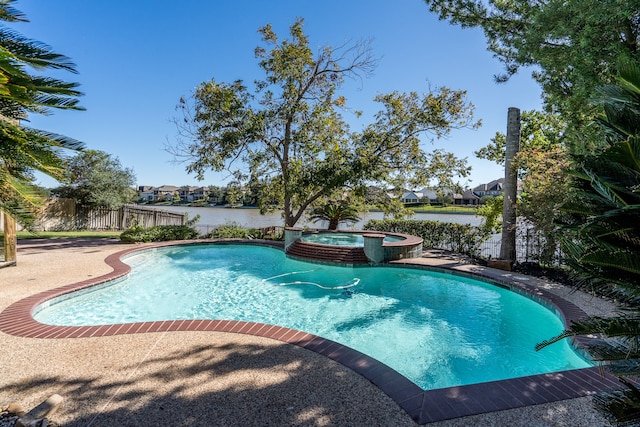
[409,205,478,214]
[16,230,121,239]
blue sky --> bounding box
[15,0,543,189]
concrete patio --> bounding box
[0,238,615,426]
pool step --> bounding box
[286,240,370,265]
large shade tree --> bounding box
[171,19,479,227]
[0,0,84,227]
[424,0,640,142]
[51,150,137,209]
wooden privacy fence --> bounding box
[34,200,186,231]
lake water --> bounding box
[148,205,482,233]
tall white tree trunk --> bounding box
[500,107,520,262]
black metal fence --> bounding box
[479,228,563,266]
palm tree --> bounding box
[308,200,360,230]
[0,0,84,228]
[537,61,640,425]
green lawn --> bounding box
[409,205,478,214]
[16,230,121,239]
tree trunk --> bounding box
[500,107,520,263]
[283,197,294,227]
[3,212,17,263]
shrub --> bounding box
[120,225,199,243]
[476,195,503,234]
[206,223,257,239]
[363,219,490,258]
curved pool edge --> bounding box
[0,239,622,425]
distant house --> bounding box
[138,186,155,202]
[402,188,451,204]
[455,189,480,205]
[157,185,180,200]
[472,178,504,198]
[400,187,479,205]
[416,188,439,203]
[178,186,198,202]
[401,191,421,204]
[138,185,215,203]
[191,186,210,202]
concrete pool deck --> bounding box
[0,238,619,426]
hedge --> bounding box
[120,225,199,243]
[363,219,489,258]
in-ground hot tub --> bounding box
[285,229,423,264]
[300,231,405,246]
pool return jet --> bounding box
[262,270,361,291]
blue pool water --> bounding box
[34,244,590,391]
[300,232,404,246]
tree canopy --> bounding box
[171,19,479,226]
[52,150,137,209]
[425,0,640,132]
[0,0,84,226]
[475,110,567,165]
[537,61,640,425]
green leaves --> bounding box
[535,62,640,423]
[425,0,639,135]
[308,200,360,230]
[365,218,489,257]
[0,0,84,227]
[172,20,478,227]
[120,225,199,243]
[358,86,479,191]
[50,150,136,210]
[0,169,43,228]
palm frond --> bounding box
[0,27,78,73]
[607,359,640,377]
[308,200,360,229]
[585,170,628,209]
[536,316,640,351]
[0,1,83,229]
[581,250,640,275]
[0,0,28,24]
[0,170,42,227]
[593,382,640,427]
[611,135,640,172]
[553,61,640,426]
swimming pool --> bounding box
[33,244,590,391]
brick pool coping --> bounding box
[0,240,622,425]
